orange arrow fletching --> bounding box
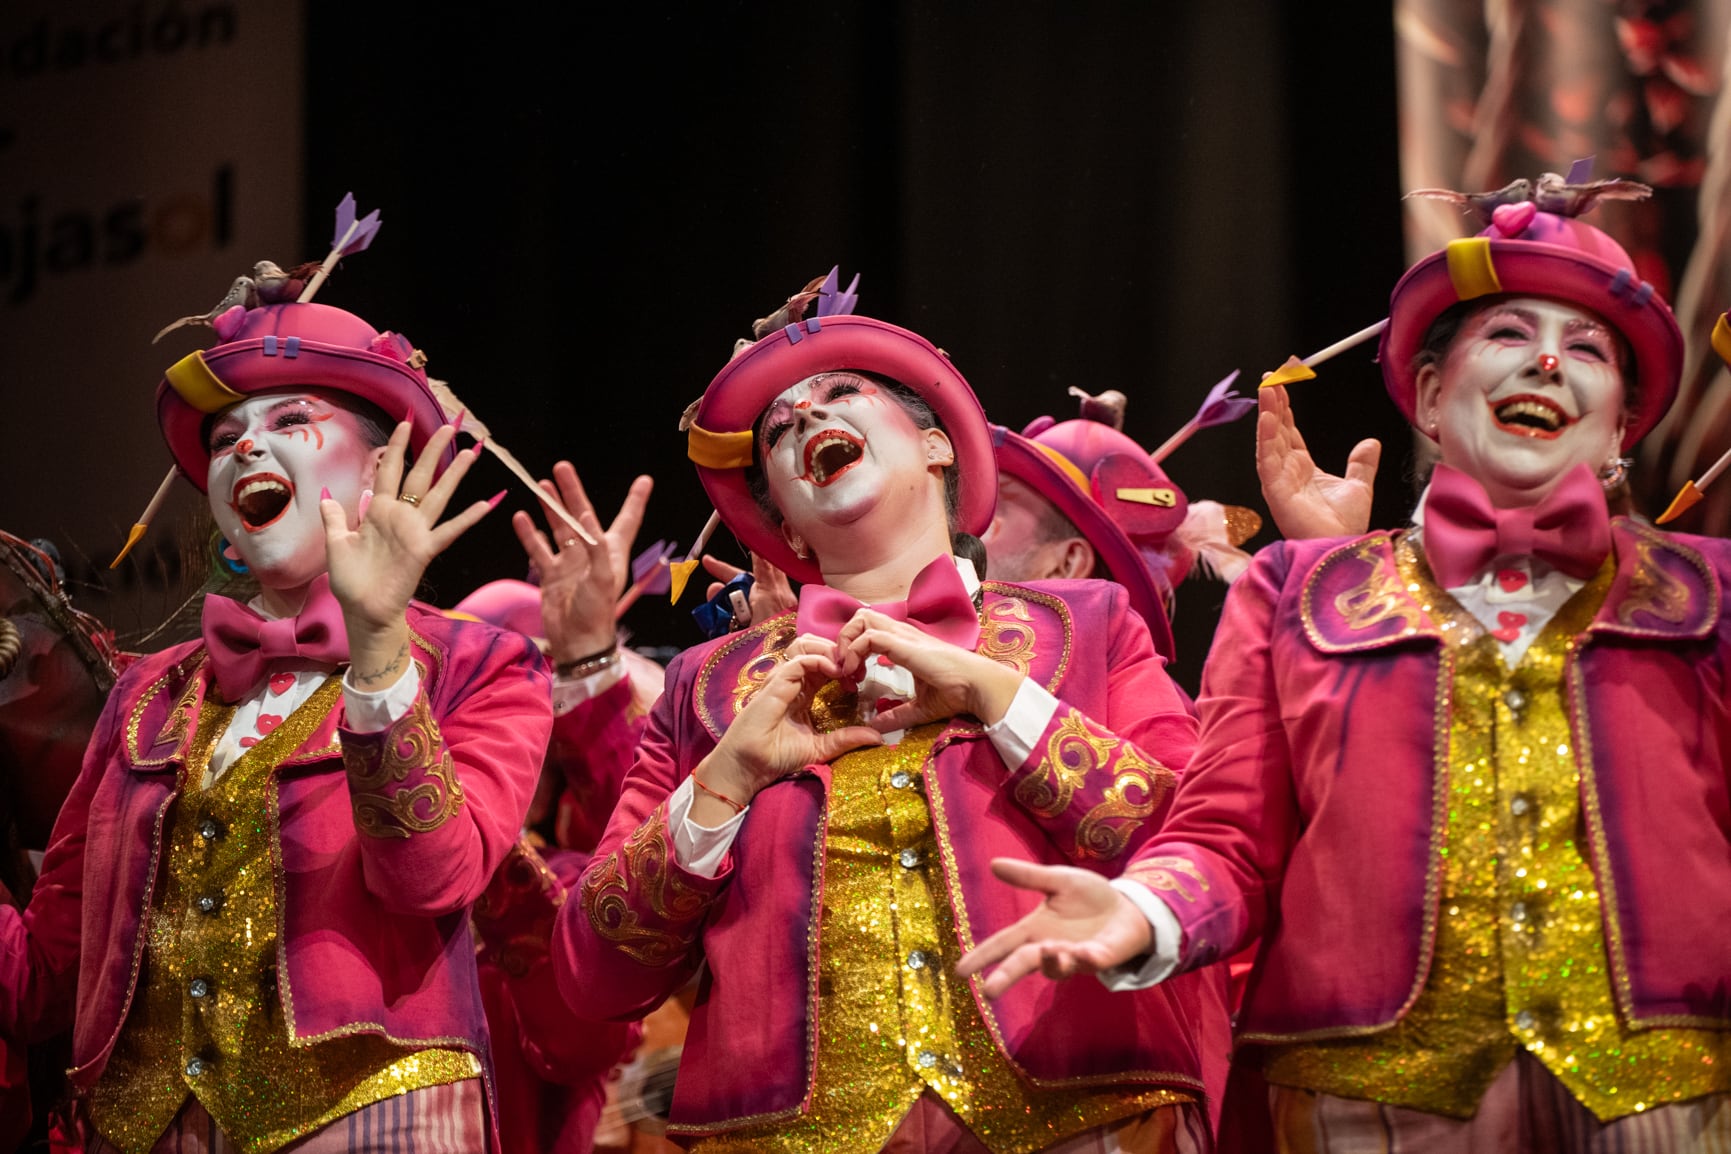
[668,558,701,604]
[1656,481,1704,525]
[1260,356,1317,390]
[109,523,149,569]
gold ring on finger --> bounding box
[563,538,579,549]
[399,492,422,506]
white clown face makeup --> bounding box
[1416,297,1628,507]
[205,390,381,590]
[757,372,954,546]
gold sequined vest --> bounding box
[692,704,1187,1154]
[1263,551,1731,1121]
[88,677,479,1154]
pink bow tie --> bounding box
[202,574,350,702]
[795,554,981,651]
[1422,463,1611,590]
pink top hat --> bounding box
[450,579,544,641]
[1379,196,1683,449]
[992,416,1185,660]
[155,302,456,492]
[687,310,997,585]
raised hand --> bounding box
[511,463,653,664]
[701,552,798,628]
[1255,383,1380,540]
[833,609,1024,734]
[955,859,1155,999]
[688,635,881,825]
[321,421,496,688]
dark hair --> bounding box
[744,371,962,533]
[1413,297,1637,419]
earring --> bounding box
[1599,456,1632,491]
[789,534,809,560]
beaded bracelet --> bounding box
[555,644,620,680]
[692,773,747,814]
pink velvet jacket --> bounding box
[554,579,1213,1137]
[1129,520,1731,1043]
[0,603,551,1139]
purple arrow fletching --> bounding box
[332,192,357,249]
[344,208,382,255]
[816,266,861,317]
[1564,156,1596,185]
[1192,370,1255,430]
[631,540,671,583]
[632,540,679,595]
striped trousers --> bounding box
[84,1079,486,1154]
[1270,1053,1731,1154]
[879,1090,1212,1154]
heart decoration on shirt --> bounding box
[255,713,284,736]
[268,673,297,696]
[1496,568,1529,594]
[1492,611,1528,643]
[239,737,260,748]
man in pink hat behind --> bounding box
[0,293,549,1151]
[962,180,1731,1149]
[552,282,1218,1151]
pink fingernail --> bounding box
[486,489,508,511]
[451,409,466,434]
[319,486,331,501]
[358,489,373,519]
[472,436,486,455]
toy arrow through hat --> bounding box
[298,193,382,305]
[668,511,722,604]
[1151,371,1255,463]
[1260,319,1391,389]
[110,465,180,568]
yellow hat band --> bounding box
[688,422,755,470]
[1031,442,1091,493]
[164,350,245,414]
[1445,237,1503,301]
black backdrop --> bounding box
[302,1,1413,692]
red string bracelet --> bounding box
[692,773,747,814]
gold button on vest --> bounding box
[1265,548,1731,1121]
[88,677,479,1154]
[694,691,1186,1154]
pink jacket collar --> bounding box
[1300,519,1717,655]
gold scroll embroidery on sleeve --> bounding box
[344,692,466,838]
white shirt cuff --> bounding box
[341,663,422,733]
[982,677,1058,771]
[1097,877,1184,991]
[551,661,628,716]
[668,776,745,879]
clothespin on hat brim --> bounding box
[110,465,180,568]
[1259,319,1391,389]
[668,510,722,604]
[1657,313,1731,525]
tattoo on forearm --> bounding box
[353,643,409,687]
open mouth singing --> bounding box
[231,472,295,531]
[1489,395,1573,440]
[804,430,865,487]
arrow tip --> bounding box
[668,558,701,604]
[110,523,148,569]
[1656,481,1704,525]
